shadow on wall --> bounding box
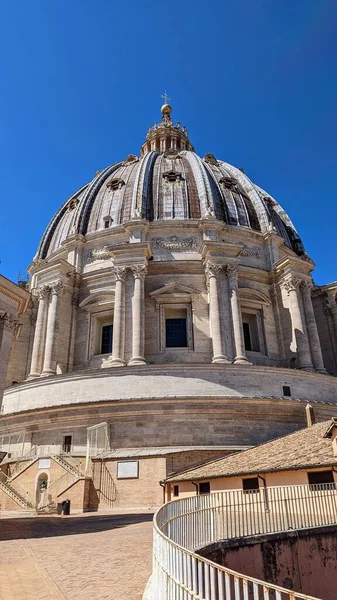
[0,512,154,541]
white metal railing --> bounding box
[153,483,337,599]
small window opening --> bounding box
[308,470,335,489]
[219,176,235,189]
[107,178,125,191]
[165,308,187,348]
[199,482,210,495]
[101,324,113,354]
[283,385,291,397]
[173,485,179,497]
[163,170,182,183]
[62,435,72,454]
[242,313,260,352]
[243,477,259,493]
[103,216,113,229]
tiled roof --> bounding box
[165,420,337,483]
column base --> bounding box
[300,366,315,372]
[41,370,56,377]
[212,356,230,364]
[27,373,40,380]
[233,356,252,365]
[109,358,126,367]
[316,367,328,374]
[128,357,147,366]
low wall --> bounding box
[198,524,337,600]
[3,364,337,415]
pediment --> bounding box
[149,282,200,305]
[239,287,271,306]
[79,290,115,312]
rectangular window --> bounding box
[173,485,179,497]
[308,470,335,489]
[199,481,210,495]
[117,461,139,479]
[243,477,259,493]
[101,324,113,354]
[165,308,187,348]
[283,385,291,397]
[62,435,72,454]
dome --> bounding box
[37,106,305,259]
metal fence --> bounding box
[153,483,337,599]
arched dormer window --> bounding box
[219,176,235,190]
[163,170,183,183]
[106,178,125,191]
[67,198,79,212]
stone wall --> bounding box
[198,525,337,600]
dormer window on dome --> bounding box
[219,176,236,190]
[163,170,183,183]
[107,178,125,191]
[67,198,79,212]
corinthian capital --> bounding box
[50,280,64,296]
[0,312,20,334]
[205,263,223,280]
[37,285,50,301]
[113,266,128,282]
[226,264,239,286]
[282,276,301,294]
[300,279,313,293]
[131,265,147,280]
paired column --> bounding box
[300,280,326,373]
[205,263,229,363]
[129,266,147,365]
[110,267,127,366]
[227,265,250,364]
[282,277,313,371]
[28,286,50,379]
[42,281,64,376]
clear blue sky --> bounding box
[1,1,336,285]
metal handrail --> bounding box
[152,483,337,599]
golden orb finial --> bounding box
[161,103,172,115]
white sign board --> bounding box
[117,461,139,479]
[38,458,51,469]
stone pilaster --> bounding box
[110,267,127,366]
[227,265,250,364]
[28,286,50,379]
[0,313,20,404]
[282,277,313,371]
[300,280,326,373]
[42,281,64,376]
[129,265,147,365]
[205,263,229,363]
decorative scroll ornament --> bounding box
[131,265,147,280]
[152,236,198,251]
[113,266,127,282]
[86,247,112,263]
[239,245,261,258]
[0,312,20,334]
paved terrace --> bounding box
[0,511,154,600]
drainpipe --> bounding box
[258,474,269,511]
[159,481,166,504]
[192,481,199,496]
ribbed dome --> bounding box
[38,110,305,260]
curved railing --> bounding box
[153,483,337,599]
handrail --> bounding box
[152,483,337,599]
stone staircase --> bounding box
[0,472,34,510]
[52,454,85,478]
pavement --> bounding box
[0,510,154,600]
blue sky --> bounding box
[0,0,336,285]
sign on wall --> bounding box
[117,461,139,479]
[38,458,51,469]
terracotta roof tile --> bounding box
[165,420,337,483]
